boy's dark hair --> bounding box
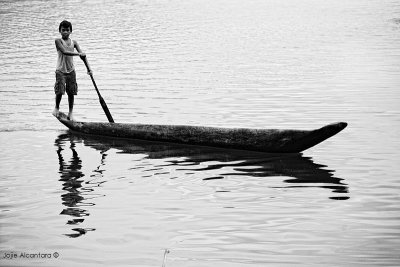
[59,20,72,32]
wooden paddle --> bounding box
[82,56,115,123]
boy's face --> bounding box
[59,26,71,39]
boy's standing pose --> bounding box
[53,20,91,120]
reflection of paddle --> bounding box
[82,57,114,123]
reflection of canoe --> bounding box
[56,133,349,200]
[54,112,347,153]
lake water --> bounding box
[1,0,400,266]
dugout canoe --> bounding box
[54,112,347,153]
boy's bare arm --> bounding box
[55,39,83,57]
[74,40,92,74]
[73,41,84,55]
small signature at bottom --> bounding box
[1,251,59,260]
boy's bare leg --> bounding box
[53,94,62,117]
[67,94,74,120]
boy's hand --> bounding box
[79,53,86,59]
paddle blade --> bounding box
[99,97,114,123]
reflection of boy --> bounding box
[53,20,92,121]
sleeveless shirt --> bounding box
[56,38,75,73]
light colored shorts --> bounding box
[54,70,78,95]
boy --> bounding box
[53,20,92,120]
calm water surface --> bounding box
[1,0,400,266]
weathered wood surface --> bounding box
[54,112,347,153]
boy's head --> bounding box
[59,20,72,32]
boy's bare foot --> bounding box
[52,108,59,117]
[67,112,75,121]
